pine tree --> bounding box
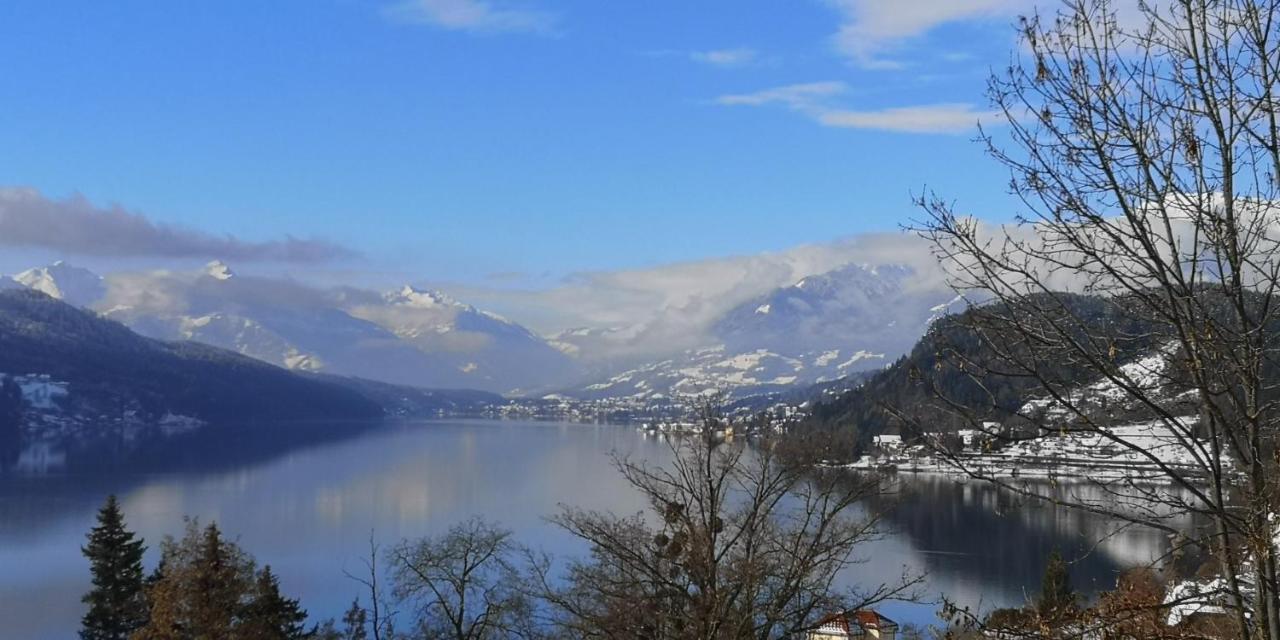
[240,565,310,640]
[1038,548,1076,619]
[341,599,368,640]
[190,522,243,638]
[80,495,148,640]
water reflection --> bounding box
[0,421,1181,637]
[873,474,1180,621]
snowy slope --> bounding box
[1019,341,1190,423]
[566,345,886,401]
[995,343,1215,474]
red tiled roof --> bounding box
[854,610,881,628]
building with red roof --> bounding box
[805,609,899,639]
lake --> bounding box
[0,419,1174,638]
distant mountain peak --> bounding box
[13,261,106,307]
[203,260,235,281]
[708,261,951,366]
[386,285,469,310]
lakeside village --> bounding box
[848,418,1220,483]
[5,367,1216,484]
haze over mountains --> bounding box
[564,264,960,400]
[0,259,957,399]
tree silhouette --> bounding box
[80,495,148,640]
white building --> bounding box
[871,434,903,450]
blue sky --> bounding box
[0,0,1033,289]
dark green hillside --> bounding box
[802,292,1161,453]
[0,289,382,423]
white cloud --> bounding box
[824,0,1032,68]
[690,48,759,67]
[383,0,556,35]
[717,81,848,107]
[717,82,994,134]
[0,188,358,263]
[822,1,1152,69]
[817,103,999,133]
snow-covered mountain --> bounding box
[346,285,578,393]
[568,345,885,401]
[14,261,106,307]
[4,258,960,399]
[563,263,959,400]
[713,263,952,358]
[6,261,577,394]
[101,262,469,388]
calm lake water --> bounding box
[0,419,1174,638]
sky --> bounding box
[0,0,1043,328]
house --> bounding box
[871,434,903,451]
[806,610,898,639]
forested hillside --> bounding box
[802,292,1163,451]
[0,289,383,424]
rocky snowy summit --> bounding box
[13,261,106,307]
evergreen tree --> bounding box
[240,565,310,640]
[190,522,243,637]
[340,600,367,640]
[80,495,148,640]
[1038,548,1076,619]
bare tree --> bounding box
[345,535,398,640]
[534,398,921,639]
[908,0,1280,637]
[387,518,536,640]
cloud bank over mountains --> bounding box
[0,184,976,392]
[458,231,953,363]
[0,184,959,365]
[0,188,358,264]
[0,230,962,395]
[3,249,958,398]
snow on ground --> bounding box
[1165,578,1232,627]
[837,350,882,370]
[998,418,1209,470]
[9,374,69,410]
[1021,341,1179,420]
[572,344,882,401]
[852,415,1220,484]
[814,350,841,366]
